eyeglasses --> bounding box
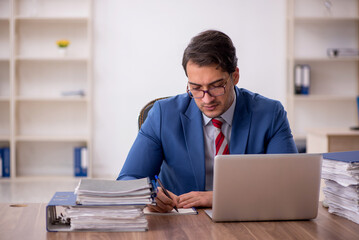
[187,74,232,99]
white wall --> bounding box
[93,0,287,177]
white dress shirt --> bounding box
[202,93,236,191]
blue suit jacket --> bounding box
[118,87,298,195]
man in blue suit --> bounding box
[118,30,298,212]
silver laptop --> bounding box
[205,153,322,222]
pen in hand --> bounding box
[155,175,179,212]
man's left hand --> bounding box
[177,191,213,208]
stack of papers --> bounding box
[66,205,148,231]
[68,178,155,231]
[322,151,359,224]
[322,159,359,187]
[75,178,154,205]
[143,206,198,215]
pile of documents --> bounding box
[67,178,155,231]
[65,205,148,231]
[75,178,155,205]
[322,151,359,224]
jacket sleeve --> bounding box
[117,102,164,180]
[266,101,298,154]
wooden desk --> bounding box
[307,128,359,153]
[1,203,359,240]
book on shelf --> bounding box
[74,147,87,177]
[0,147,10,178]
[0,150,2,178]
[322,151,359,224]
[47,178,156,232]
[61,90,85,97]
[350,96,359,131]
[294,64,310,95]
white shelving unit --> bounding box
[0,0,92,179]
[287,0,359,140]
[0,0,11,149]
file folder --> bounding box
[46,191,151,232]
[323,151,359,163]
[46,192,77,232]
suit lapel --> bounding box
[230,87,252,154]
[179,87,251,189]
[180,100,205,190]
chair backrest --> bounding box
[138,97,170,130]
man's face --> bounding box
[186,61,239,118]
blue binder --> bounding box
[1,147,10,178]
[46,192,77,232]
[74,147,87,177]
[46,190,154,232]
[323,151,359,163]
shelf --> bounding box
[15,16,89,22]
[287,0,359,139]
[0,176,82,182]
[16,97,88,102]
[4,0,92,179]
[15,57,88,62]
[16,136,89,142]
[0,97,10,102]
[294,17,359,22]
[14,0,90,20]
[0,136,10,141]
[307,128,359,136]
[291,95,355,101]
[293,57,359,62]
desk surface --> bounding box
[1,203,359,240]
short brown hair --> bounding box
[182,30,238,76]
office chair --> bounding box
[138,97,170,130]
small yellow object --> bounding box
[56,40,70,48]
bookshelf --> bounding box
[0,0,92,179]
[287,0,359,140]
[0,0,11,163]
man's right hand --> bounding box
[146,187,179,213]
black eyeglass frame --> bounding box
[186,74,232,99]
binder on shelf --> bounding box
[294,65,302,94]
[327,48,359,58]
[81,147,88,176]
[294,64,310,95]
[350,96,359,130]
[0,149,2,178]
[301,65,310,95]
[61,90,85,97]
[0,147,10,178]
[74,147,87,177]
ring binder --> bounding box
[47,178,156,232]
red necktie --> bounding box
[212,118,229,155]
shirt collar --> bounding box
[203,91,237,126]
